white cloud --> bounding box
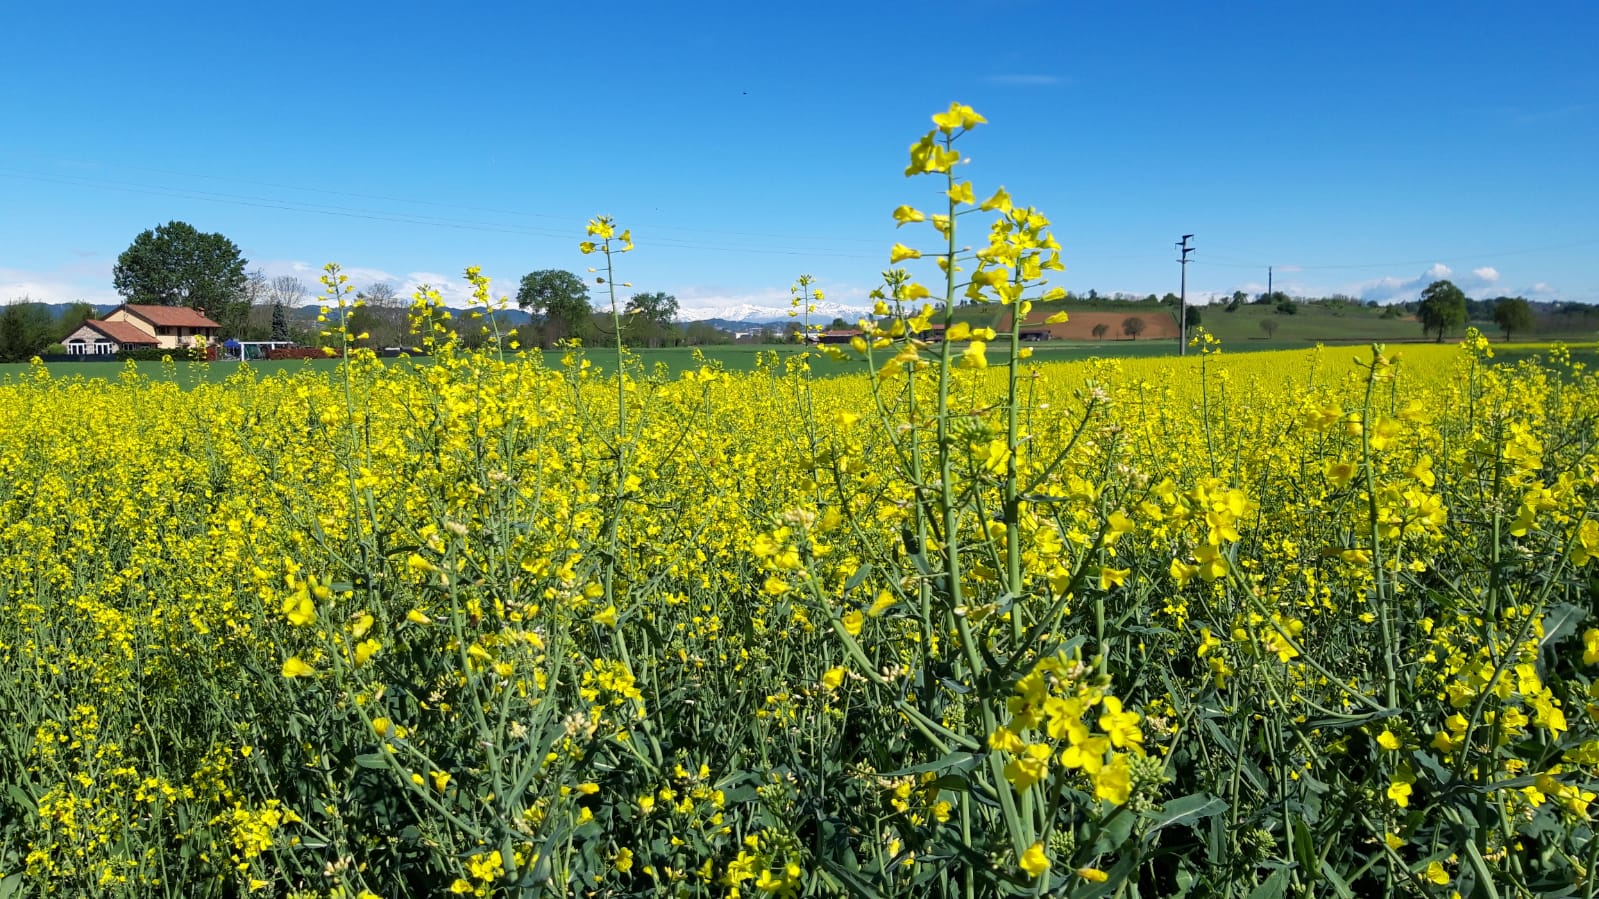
[673,281,871,322]
[0,262,119,305]
[1354,262,1507,304]
[259,260,522,308]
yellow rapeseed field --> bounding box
[1,105,1596,898]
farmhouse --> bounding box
[63,304,222,355]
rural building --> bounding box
[62,320,159,355]
[62,304,222,355]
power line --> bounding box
[0,154,887,247]
[0,168,880,260]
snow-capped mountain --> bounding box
[676,300,871,324]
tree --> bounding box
[113,221,248,311]
[516,270,592,345]
[1416,279,1468,342]
[212,269,268,341]
[269,275,307,308]
[0,300,56,362]
[350,282,407,348]
[1122,316,1146,340]
[1091,323,1109,340]
[1492,296,1534,341]
[54,301,98,342]
[271,304,291,342]
[1260,318,1280,339]
[266,275,306,343]
[1275,299,1297,315]
[1184,306,1202,329]
[625,291,680,346]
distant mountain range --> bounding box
[674,300,870,325]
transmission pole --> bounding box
[1177,234,1194,355]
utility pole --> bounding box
[1267,266,1273,303]
[1176,234,1194,355]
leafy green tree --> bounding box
[516,270,592,345]
[54,301,98,341]
[625,291,680,347]
[0,300,57,362]
[113,221,248,311]
[1492,296,1534,341]
[1416,279,1468,342]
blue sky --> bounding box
[3,1,1595,318]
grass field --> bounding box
[5,328,1591,386]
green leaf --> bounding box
[1092,808,1137,855]
[1075,852,1139,899]
[844,563,874,593]
[817,856,884,899]
[878,750,980,779]
[1318,861,1356,898]
[0,873,23,899]
[354,753,392,769]
[1143,792,1227,840]
[1539,602,1587,654]
[1246,868,1290,899]
[5,785,35,812]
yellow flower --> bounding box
[280,656,315,678]
[958,340,988,369]
[1376,729,1402,751]
[353,638,381,666]
[932,102,986,134]
[1093,754,1133,804]
[593,605,619,628]
[981,187,1013,212]
[1098,697,1143,749]
[892,205,925,226]
[281,591,315,626]
[841,610,863,636]
[1077,866,1110,883]
[1387,777,1414,808]
[1425,860,1450,885]
[1045,311,1068,324]
[1019,842,1050,879]
[820,667,846,690]
[889,243,922,263]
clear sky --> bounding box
[3,1,1596,318]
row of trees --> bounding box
[1416,280,1537,341]
[515,270,682,348]
[68,222,1574,356]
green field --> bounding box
[4,323,1591,387]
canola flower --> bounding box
[0,107,1596,899]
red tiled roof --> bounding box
[120,304,221,328]
[84,320,159,345]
